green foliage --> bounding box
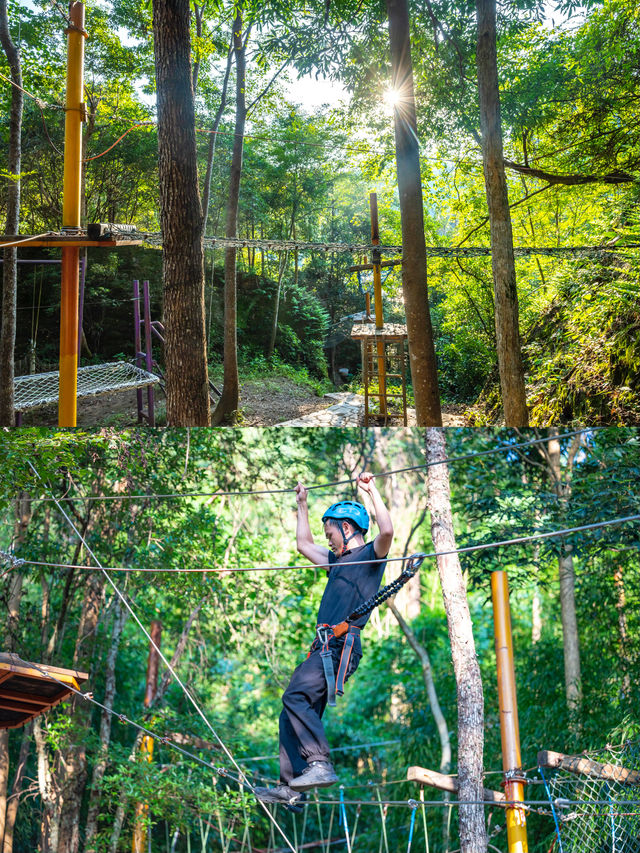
[2,429,640,850]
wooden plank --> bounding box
[351,323,408,340]
[0,236,142,248]
[537,750,640,786]
[407,766,506,803]
[0,672,13,687]
[0,699,47,714]
[0,688,52,706]
[0,653,88,684]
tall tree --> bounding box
[386,0,442,426]
[0,0,23,426]
[536,429,584,727]
[475,0,528,426]
[426,428,487,853]
[212,3,246,424]
[153,0,210,425]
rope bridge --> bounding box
[14,362,159,412]
[539,742,640,853]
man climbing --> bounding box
[254,472,394,811]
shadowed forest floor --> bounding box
[19,377,468,426]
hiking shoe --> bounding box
[289,761,338,792]
[253,784,306,813]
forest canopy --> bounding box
[0,426,639,851]
[1,0,639,424]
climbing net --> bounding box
[540,740,640,853]
[14,362,159,411]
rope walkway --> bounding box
[14,362,159,411]
[6,512,639,577]
[22,427,599,503]
[88,228,640,258]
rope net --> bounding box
[14,362,159,411]
[542,740,640,853]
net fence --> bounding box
[540,740,640,853]
[15,362,159,411]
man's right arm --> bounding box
[296,482,331,566]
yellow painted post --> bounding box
[369,192,387,417]
[132,621,162,853]
[491,571,528,853]
[59,1,86,427]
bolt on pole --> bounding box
[59,1,86,427]
[491,570,528,853]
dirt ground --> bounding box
[20,376,333,427]
[19,376,468,427]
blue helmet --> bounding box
[322,501,369,533]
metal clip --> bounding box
[406,552,427,574]
[316,625,331,646]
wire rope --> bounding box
[24,460,297,853]
[8,512,640,577]
[21,427,600,504]
[0,233,59,248]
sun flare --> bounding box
[382,87,402,115]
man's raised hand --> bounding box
[356,472,377,495]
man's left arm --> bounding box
[357,473,394,558]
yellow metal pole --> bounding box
[131,737,154,853]
[59,1,86,427]
[491,571,528,853]
[369,192,387,417]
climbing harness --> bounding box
[311,624,361,707]
[311,553,426,705]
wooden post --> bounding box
[132,621,162,853]
[369,192,387,417]
[491,572,528,853]
[58,1,85,427]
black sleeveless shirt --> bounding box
[315,541,388,656]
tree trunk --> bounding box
[475,0,528,426]
[613,566,632,698]
[153,0,210,425]
[212,3,246,425]
[388,601,451,774]
[56,571,106,853]
[386,0,442,427]
[0,733,7,853]
[0,496,31,850]
[426,428,487,853]
[83,600,128,852]
[0,0,23,425]
[201,39,233,236]
[107,596,208,853]
[34,718,57,853]
[2,725,31,853]
[540,431,582,725]
[267,250,289,359]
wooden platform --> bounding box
[0,234,142,248]
[0,653,88,730]
[351,322,408,341]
